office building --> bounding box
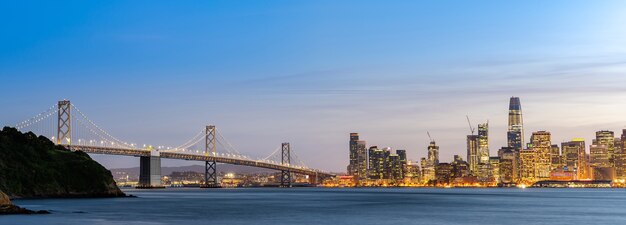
[467,134,479,175]
[507,97,524,151]
[531,131,551,180]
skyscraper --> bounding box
[388,153,403,180]
[589,144,610,167]
[420,157,435,183]
[478,122,490,164]
[428,141,440,165]
[368,146,385,179]
[466,134,479,175]
[355,140,368,181]
[616,130,626,179]
[396,149,408,178]
[550,144,562,171]
[347,133,367,181]
[348,133,359,176]
[531,131,551,180]
[561,139,589,180]
[498,147,517,184]
[507,97,524,150]
[519,149,536,184]
[594,130,615,166]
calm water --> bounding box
[3,188,626,225]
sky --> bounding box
[2,0,626,172]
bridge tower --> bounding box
[280,142,292,188]
[202,125,220,188]
[57,100,71,145]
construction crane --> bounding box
[466,115,475,135]
[427,131,434,142]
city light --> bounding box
[337,97,626,188]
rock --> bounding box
[0,191,10,205]
[0,190,49,215]
[0,204,50,215]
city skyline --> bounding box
[2,1,626,172]
[345,96,626,187]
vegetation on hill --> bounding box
[0,127,125,199]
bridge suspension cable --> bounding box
[170,129,205,151]
[8,101,331,177]
[262,146,282,161]
[216,131,242,155]
[71,103,134,149]
[15,104,56,131]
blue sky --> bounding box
[2,0,626,171]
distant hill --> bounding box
[111,164,276,179]
[0,127,125,199]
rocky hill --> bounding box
[0,127,125,199]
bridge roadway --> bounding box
[63,145,332,177]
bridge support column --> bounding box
[201,125,220,188]
[138,151,163,188]
[280,143,292,188]
[308,173,319,185]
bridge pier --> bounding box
[138,151,163,188]
[308,173,319,185]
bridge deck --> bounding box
[64,145,332,177]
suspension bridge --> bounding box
[12,100,334,188]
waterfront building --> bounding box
[616,130,626,179]
[451,155,471,178]
[531,131,552,180]
[591,167,616,181]
[549,168,576,181]
[366,147,406,182]
[355,140,368,182]
[507,97,524,151]
[588,139,613,181]
[476,163,493,183]
[489,157,500,184]
[589,144,610,168]
[388,153,403,180]
[368,146,386,180]
[614,152,626,179]
[421,157,435,183]
[519,149,536,184]
[498,147,517,184]
[561,139,590,180]
[405,162,421,183]
[467,134,479,175]
[435,163,453,185]
[594,130,615,166]
[397,149,408,177]
[550,144,562,171]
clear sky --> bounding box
[2,0,626,172]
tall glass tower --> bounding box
[348,133,360,175]
[507,97,524,150]
[478,122,490,164]
[428,141,439,165]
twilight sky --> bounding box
[2,0,626,172]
